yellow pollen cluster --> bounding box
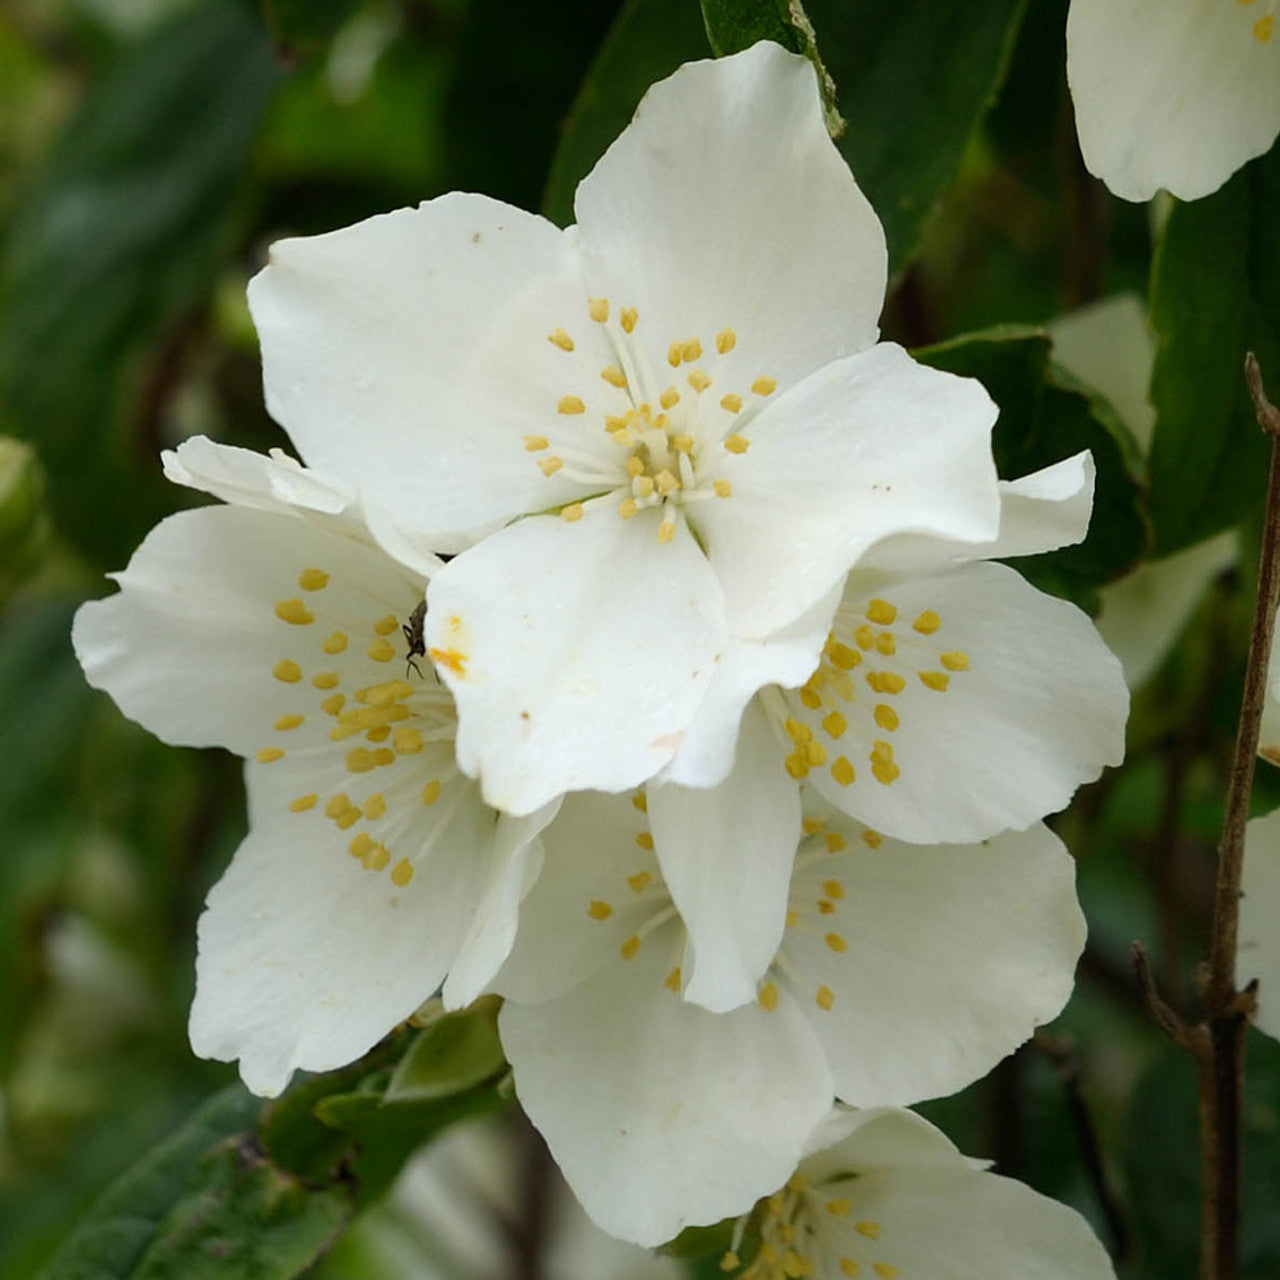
[1239,0,1277,42]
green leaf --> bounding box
[541,0,710,227]
[1147,145,1280,557]
[917,325,1148,601]
[0,2,280,569]
[699,0,801,56]
[806,0,1027,274]
[261,0,361,55]
[385,1002,506,1104]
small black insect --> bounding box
[403,599,427,677]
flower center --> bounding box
[256,564,461,890]
[528,297,781,542]
[1238,0,1278,44]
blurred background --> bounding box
[0,1,1278,1277]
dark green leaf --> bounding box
[1147,146,1280,557]
[541,0,710,227]
[699,0,800,56]
[918,325,1148,601]
[807,0,1027,274]
[385,1002,506,1104]
[262,0,361,56]
[0,2,280,569]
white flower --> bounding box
[247,41,1003,816]
[71,437,556,1096]
[491,790,1084,1246]
[718,1107,1116,1280]
[1067,0,1280,202]
[645,453,1125,1011]
[1239,806,1280,1042]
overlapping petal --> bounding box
[1239,806,1280,1042]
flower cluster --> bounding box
[74,42,1126,1280]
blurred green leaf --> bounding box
[0,1,280,569]
[385,1002,506,1105]
[0,436,49,598]
[917,325,1148,601]
[808,0,1027,274]
[541,0,709,226]
[262,0,361,55]
[699,0,800,55]
[1147,146,1280,557]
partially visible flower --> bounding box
[1239,806,1280,1042]
[248,42,1003,816]
[492,790,1084,1246]
[72,437,556,1096]
[1067,0,1280,202]
[719,1107,1116,1280]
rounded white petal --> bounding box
[779,819,1084,1106]
[248,194,581,545]
[791,560,1127,843]
[72,504,421,756]
[1067,0,1280,202]
[574,42,886,398]
[425,504,726,815]
[647,700,799,1013]
[695,344,1001,640]
[1239,807,1280,1042]
[499,920,832,1247]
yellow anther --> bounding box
[361,679,413,706]
[634,475,656,499]
[620,935,641,960]
[802,818,825,835]
[785,752,810,779]
[335,807,359,830]
[557,396,585,415]
[391,859,414,887]
[256,746,285,763]
[393,727,423,755]
[618,497,639,518]
[632,790,648,812]
[274,714,304,731]
[782,1251,807,1278]
[275,598,314,626]
[372,747,394,767]
[720,1252,741,1273]
[346,748,376,773]
[657,518,676,545]
[758,981,780,1011]
[912,609,941,634]
[422,780,442,806]
[547,327,575,352]
[289,793,318,812]
[862,828,883,849]
[663,966,682,992]
[670,433,695,453]
[823,879,845,899]
[322,631,348,655]
[324,794,350,819]
[874,704,899,731]
[620,306,637,333]
[873,1265,898,1280]
[588,297,609,323]
[804,741,827,766]
[941,650,970,671]
[660,386,680,409]
[635,831,655,851]
[365,724,391,743]
[800,686,823,710]
[539,457,564,479]
[372,613,397,636]
[818,898,835,914]
[716,327,736,354]
[825,832,846,853]
[919,670,950,692]
[655,469,678,495]
[840,1259,860,1277]
[866,599,897,625]
[811,985,834,1014]
[825,932,848,952]
[627,871,652,894]
[361,793,387,820]
[855,625,875,650]
[856,1222,881,1240]
[867,671,906,695]
[785,718,812,745]
[561,503,585,523]
[751,376,777,396]
[588,899,613,920]
[524,435,549,452]
[367,639,396,663]
[786,909,799,927]
[667,342,683,367]
[827,642,860,671]
[821,711,847,738]
[713,479,732,499]
[274,659,303,683]
[625,456,645,478]
[601,365,627,388]
[831,756,856,786]
[1256,14,1275,40]
[874,632,896,656]
[298,568,329,591]
[364,843,390,871]
[687,370,711,392]
[871,740,895,765]
[428,646,468,677]
[681,339,703,363]
[723,433,750,454]
[349,833,375,859]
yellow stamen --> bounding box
[274,714,304,731]
[289,793,318,812]
[548,328,574,351]
[751,376,777,396]
[274,598,313,626]
[524,434,549,452]
[557,396,585,415]
[620,306,638,333]
[716,327,736,354]
[322,631,348,654]
[723,433,750,454]
[391,859,414,887]
[588,900,613,920]
[601,365,627,388]
[256,747,284,764]
[588,297,609,323]
[298,569,329,591]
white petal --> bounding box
[696,344,1001,639]
[780,820,1084,1106]
[1239,807,1280,1043]
[1097,531,1237,691]
[574,42,886,398]
[491,791,662,1007]
[425,504,726,815]
[802,1109,1116,1280]
[498,920,832,1246]
[647,701,799,1012]
[72,505,422,756]
[190,763,503,1096]
[660,583,840,789]
[1067,0,1280,202]
[248,194,582,545]
[790,560,1127,843]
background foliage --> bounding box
[0,0,1277,1277]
